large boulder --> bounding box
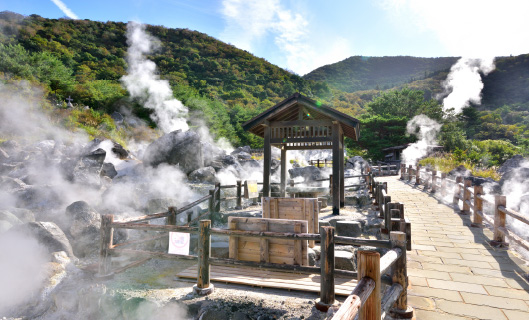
[288,166,324,182]
[73,148,106,187]
[143,130,203,174]
[202,141,226,168]
[500,167,529,188]
[231,146,251,155]
[5,208,35,222]
[100,163,118,179]
[0,210,23,226]
[448,165,470,177]
[345,156,368,172]
[11,221,75,258]
[65,201,101,257]
[0,147,9,163]
[188,166,217,183]
[498,155,526,175]
[13,184,62,210]
[111,142,129,160]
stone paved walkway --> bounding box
[377,176,529,320]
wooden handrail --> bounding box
[498,206,529,226]
[331,277,375,320]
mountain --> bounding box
[303,55,459,93]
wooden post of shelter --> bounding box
[332,121,341,214]
[340,135,345,208]
[471,185,484,228]
[316,226,335,311]
[280,146,287,197]
[491,195,508,247]
[263,121,271,198]
[194,219,214,295]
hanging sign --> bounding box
[168,232,190,255]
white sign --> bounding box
[168,232,190,255]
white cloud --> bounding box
[50,0,79,19]
[220,0,352,75]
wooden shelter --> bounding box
[242,93,360,215]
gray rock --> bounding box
[0,175,27,191]
[308,247,316,266]
[335,221,362,237]
[189,166,217,183]
[448,165,470,178]
[335,250,355,271]
[202,142,226,168]
[231,146,251,155]
[498,155,525,175]
[73,148,106,187]
[13,184,62,210]
[65,201,101,257]
[0,147,9,163]
[234,151,252,161]
[0,210,23,226]
[345,156,368,172]
[101,163,118,179]
[500,167,529,189]
[200,309,230,320]
[12,221,75,258]
[111,142,129,159]
[288,166,324,182]
[143,130,203,174]
[7,208,35,222]
[111,111,124,124]
[239,159,260,169]
[0,220,13,233]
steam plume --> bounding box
[50,0,79,19]
[402,115,442,165]
[121,22,189,134]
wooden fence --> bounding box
[400,164,529,251]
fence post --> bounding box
[167,206,176,225]
[329,174,333,199]
[453,176,462,207]
[98,214,114,277]
[357,250,381,320]
[236,180,242,209]
[383,196,391,232]
[461,179,472,215]
[390,231,413,318]
[431,170,437,193]
[316,226,335,311]
[441,172,447,197]
[407,165,412,182]
[194,219,213,295]
[208,189,215,213]
[214,182,221,213]
[378,164,382,176]
[471,185,484,228]
[491,195,509,248]
[400,164,405,180]
[415,165,421,185]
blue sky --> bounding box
[1,0,529,75]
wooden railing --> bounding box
[309,159,333,167]
[401,164,529,250]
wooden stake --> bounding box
[472,185,483,228]
[461,179,472,214]
[195,220,214,295]
[390,231,413,318]
[491,195,508,247]
[316,226,335,311]
[98,214,114,277]
[357,250,381,320]
[415,165,421,185]
[236,180,242,209]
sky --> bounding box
[1,0,529,75]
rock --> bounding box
[143,130,203,174]
[498,155,525,175]
[234,152,252,161]
[345,156,368,172]
[0,210,23,226]
[270,158,280,174]
[101,163,118,179]
[200,309,230,320]
[335,221,362,237]
[147,198,177,214]
[448,165,470,177]
[73,148,106,187]
[13,184,62,210]
[500,167,529,189]
[189,166,217,183]
[0,220,13,233]
[231,146,251,155]
[233,311,251,320]
[308,247,316,266]
[6,208,35,222]
[0,175,27,191]
[288,166,324,182]
[239,159,260,169]
[0,147,9,163]
[111,111,124,124]
[11,221,75,258]
[111,142,129,159]
[65,201,101,257]
[202,142,226,168]
[335,250,355,271]
[318,220,331,228]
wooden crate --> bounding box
[228,217,308,266]
[262,197,319,248]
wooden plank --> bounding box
[229,220,238,260]
[260,220,269,263]
[177,265,357,296]
[294,222,302,265]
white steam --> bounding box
[402,115,442,165]
[121,22,189,134]
[441,57,495,114]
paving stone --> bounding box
[421,262,470,273]
[435,246,481,254]
[504,277,529,290]
[408,276,428,287]
[460,253,506,263]
[419,250,462,259]
[407,260,422,269]
[503,309,529,320]
[442,258,493,268]
[460,292,529,311]
[407,295,436,311]
[414,240,455,248]
[450,273,510,288]
[412,244,436,251]
[408,254,443,264]
[408,285,463,302]
[436,299,508,319]
[470,267,516,278]
[408,268,451,280]
[485,286,529,300]
[427,278,487,294]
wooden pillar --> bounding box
[491,195,508,247]
[390,231,413,318]
[340,135,345,208]
[263,121,271,198]
[471,185,484,228]
[316,226,335,311]
[332,121,341,215]
[407,165,412,182]
[357,250,381,320]
[461,179,472,214]
[208,189,215,213]
[453,176,462,206]
[280,146,287,197]
[194,220,214,295]
[384,195,391,232]
[98,214,114,277]
[415,165,421,185]
[400,164,405,180]
[236,180,242,209]
[431,170,437,193]
[167,206,176,225]
[214,182,221,213]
